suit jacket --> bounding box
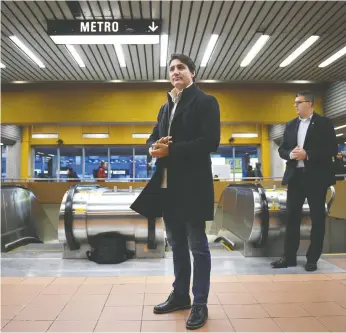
[130,83,220,221]
[279,112,338,187]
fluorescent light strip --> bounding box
[200,34,219,67]
[114,44,126,67]
[132,133,151,139]
[160,34,169,67]
[32,134,58,139]
[50,35,159,45]
[240,35,270,67]
[336,133,344,137]
[232,133,258,138]
[335,124,346,130]
[0,63,5,68]
[280,36,320,67]
[9,36,45,68]
[319,46,346,68]
[83,133,109,139]
[66,45,85,67]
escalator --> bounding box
[1,184,55,252]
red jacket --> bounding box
[97,167,106,179]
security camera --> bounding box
[57,139,64,145]
[229,137,235,143]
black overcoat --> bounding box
[131,83,220,222]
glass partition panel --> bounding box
[234,146,259,180]
[110,146,133,180]
[134,146,156,180]
[33,147,58,179]
[211,146,234,180]
[59,147,83,181]
[85,147,108,180]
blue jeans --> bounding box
[164,215,211,305]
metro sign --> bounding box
[47,20,162,45]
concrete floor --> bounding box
[1,244,345,277]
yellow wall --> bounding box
[2,85,323,124]
[29,123,262,146]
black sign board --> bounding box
[47,20,161,36]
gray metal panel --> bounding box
[269,124,286,141]
[324,81,346,120]
[141,1,153,80]
[2,1,69,80]
[271,2,346,81]
[151,1,161,80]
[160,1,171,79]
[199,1,236,80]
[1,125,21,142]
[1,1,346,83]
[244,1,307,80]
[220,1,267,80]
[190,1,215,73]
[207,1,248,80]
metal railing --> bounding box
[1,175,346,183]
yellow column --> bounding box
[20,126,31,179]
[261,124,270,178]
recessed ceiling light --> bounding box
[83,133,109,139]
[114,44,126,67]
[319,46,346,67]
[132,133,150,139]
[200,34,219,67]
[279,36,320,67]
[9,36,45,68]
[240,35,270,67]
[160,34,169,67]
[66,45,85,67]
[232,133,258,138]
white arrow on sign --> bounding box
[148,22,158,32]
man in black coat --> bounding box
[131,54,220,330]
[271,90,337,272]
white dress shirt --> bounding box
[290,114,313,168]
[161,82,193,188]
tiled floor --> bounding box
[1,273,346,332]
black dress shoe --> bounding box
[305,262,317,272]
[271,257,297,268]
[186,305,208,330]
[153,291,191,314]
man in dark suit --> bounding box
[131,54,220,330]
[272,90,337,272]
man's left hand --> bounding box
[291,147,307,160]
[151,143,169,158]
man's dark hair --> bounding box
[169,54,196,81]
[296,90,315,106]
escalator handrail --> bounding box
[254,184,269,248]
[64,185,80,250]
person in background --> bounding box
[272,90,337,272]
[254,162,263,179]
[67,168,79,182]
[334,152,346,181]
[96,161,107,182]
[246,165,255,178]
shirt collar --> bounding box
[169,81,193,104]
[299,113,313,122]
